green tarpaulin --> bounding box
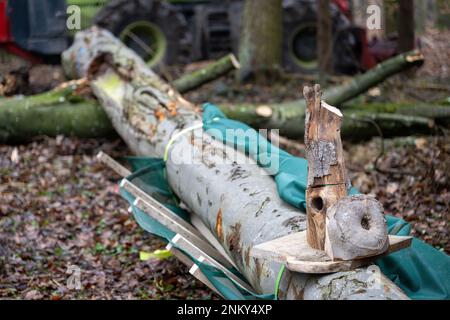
[119,103,450,300]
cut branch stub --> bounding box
[303,84,348,250]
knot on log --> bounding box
[325,194,389,261]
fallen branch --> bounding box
[173,54,240,93]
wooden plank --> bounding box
[251,231,412,274]
[165,243,224,298]
[171,234,256,293]
[121,180,202,237]
[132,196,233,269]
[98,152,235,270]
[190,214,238,269]
[96,151,131,177]
[98,151,252,293]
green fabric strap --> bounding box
[274,265,286,300]
[163,122,203,161]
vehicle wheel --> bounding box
[282,0,358,74]
[94,0,192,68]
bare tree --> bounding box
[318,0,333,85]
[238,0,283,82]
[398,0,415,53]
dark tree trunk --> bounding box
[317,0,333,84]
[398,0,415,53]
[238,0,283,82]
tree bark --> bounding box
[61,27,409,300]
[237,0,283,82]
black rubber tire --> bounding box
[94,0,192,67]
[282,0,359,74]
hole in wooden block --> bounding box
[361,214,371,230]
[311,196,324,212]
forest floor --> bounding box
[0,28,449,300]
[0,132,448,300]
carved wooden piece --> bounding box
[303,85,389,260]
[303,85,348,250]
[251,231,412,273]
[325,195,389,260]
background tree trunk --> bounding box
[398,0,416,53]
[238,0,283,82]
[318,0,333,84]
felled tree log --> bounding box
[0,81,114,143]
[222,50,425,137]
[62,27,408,299]
[223,101,445,140]
[0,52,240,143]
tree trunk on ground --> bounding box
[318,0,333,85]
[238,0,283,82]
[0,81,114,143]
[61,27,409,300]
[223,101,442,139]
[0,49,428,143]
[398,0,415,53]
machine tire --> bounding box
[282,0,359,74]
[94,0,192,68]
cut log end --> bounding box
[405,50,424,63]
[255,105,273,118]
[229,54,241,70]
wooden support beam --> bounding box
[166,243,224,298]
[96,151,131,177]
[190,214,238,269]
[130,193,233,269]
[170,234,255,294]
